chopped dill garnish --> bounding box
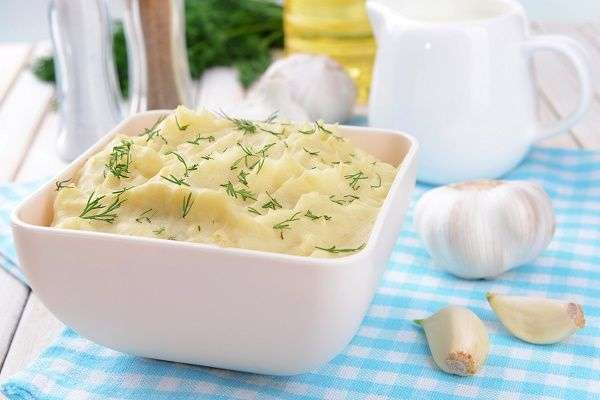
[105,139,133,179]
[197,225,202,232]
[343,161,352,164]
[166,151,198,177]
[247,207,262,216]
[168,236,177,241]
[260,126,285,136]
[220,181,257,201]
[329,194,359,205]
[305,210,332,221]
[182,192,194,218]
[218,111,257,135]
[331,161,341,165]
[298,124,316,135]
[161,174,190,187]
[174,115,189,131]
[315,121,344,141]
[371,173,382,188]
[345,171,369,190]
[135,208,153,223]
[55,178,74,191]
[329,195,345,205]
[153,226,165,235]
[262,192,282,210]
[187,134,215,145]
[112,185,135,195]
[263,111,279,124]
[201,153,213,160]
[79,192,125,224]
[303,147,319,156]
[237,170,249,186]
[140,115,167,143]
[230,142,275,173]
[273,211,301,239]
[315,243,366,254]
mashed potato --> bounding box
[52,106,397,258]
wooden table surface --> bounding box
[0,21,599,394]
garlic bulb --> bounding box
[251,54,357,123]
[414,179,555,279]
[227,78,309,122]
[416,306,489,376]
[487,293,585,344]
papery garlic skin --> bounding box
[414,180,555,279]
[252,54,357,123]
[416,306,489,376]
[487,293,585,344]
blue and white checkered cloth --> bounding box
[0,147,599,399]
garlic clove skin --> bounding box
[486,293,585,344]
[252,54,357,123]
[416,305,489,376]
[227,78,310,122]
[414,179,555,279]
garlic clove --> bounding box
[227,78,310,122]
[252,54,357,123]
[486,293,585,344]
[414,179,555,280]
[415,305,489,376]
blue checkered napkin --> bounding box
[1,147,599,400]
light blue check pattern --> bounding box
[0,147,599,400]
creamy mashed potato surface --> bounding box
[52,106,397,258]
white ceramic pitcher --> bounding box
[367,0,592,184]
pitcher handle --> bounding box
[524,35,592,142]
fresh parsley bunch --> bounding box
[33,0,283,96]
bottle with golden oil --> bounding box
[284,0,375,104]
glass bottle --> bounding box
[50,0,123,161]
[284,0,375,104]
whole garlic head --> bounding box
[414,180,555,279]
[252,54,357,123]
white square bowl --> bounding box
[12,110,418,375]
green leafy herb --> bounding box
[174,115,190,131]
[105,139,133,179]
[298,124,316,135]
[112,185,136,195]
[315,243,366,254]
[140,115,167,143]
[344,194,360,203]
[237,170,249,186]
[329,194,359,206]
[220,181,256,201]
[305,210,332,221]
[33,1,283,91]
[219,111,257,135]
[153,226,165,235]
[166,151,198,177]
[55,178,74,191]
[135,209,153,223]
[303,147,319,156]
[273,211,301,239]
[371,173,382,188]
[161,174,190,187]
[247,207,262,216]
[263,111,279,124]
[201,153,213,160]
[344,171,368,190]
[182,192,194,218]
[262,192,282,210]
[187,134,216,145]
[316,121,344,141]
[260,126,285,137]
[230,142,274,173]
[79,192,125,224]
